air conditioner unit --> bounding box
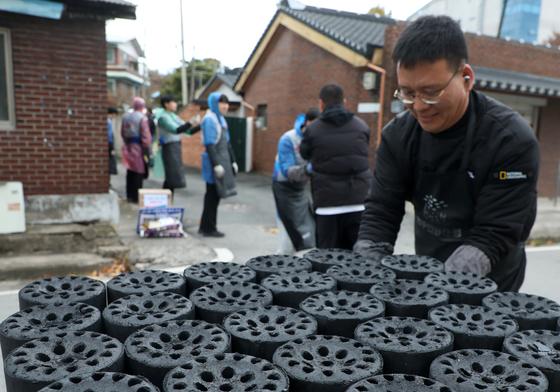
[0,182,25,234]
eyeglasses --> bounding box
[394,68,462,105]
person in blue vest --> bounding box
[121,97,151,203]
[272,108,320,253]
[198,92,238,237]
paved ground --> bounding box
[114,166,282,264]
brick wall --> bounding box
[243,26,380,174]
[180,103,206,168]
[0,13,108,196]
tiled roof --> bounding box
[279,4,395,56]
[217,73,240,89]
[474,66,560,97]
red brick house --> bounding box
[0,0,135,223]
[235,1,560,197]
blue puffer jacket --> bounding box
[201,92,230,184]
[272,113,306,182]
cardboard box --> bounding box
[138,189,172,208]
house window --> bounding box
[107,79,117,95]
[256,104,267,130]
[0,28,15,130]
[107,46,115,64]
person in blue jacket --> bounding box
[198,92,238,237]
[272,108,320,252]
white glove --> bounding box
[213,165,225,179]
[445,245,491,276]
[232,162,239,175]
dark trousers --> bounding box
[126,170,144,203]
[316,211,363,250]
[199,183,221,233]
[162,180,174,195]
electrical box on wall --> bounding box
[362,72,377,90]
[0,182,26,234]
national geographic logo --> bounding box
[497,171,528,181]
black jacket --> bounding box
[300,105,372,208]
[358,91,539,267]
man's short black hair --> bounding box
[218,94,229,104]
[160,94,176,108]
[392,15,468,70]
[305,107,320,122]
[107,107,118,114]
[319,84,344,107]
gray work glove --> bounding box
[287,164,309,183]
[353,239,394,263]
[445,245,492,276]
[213,165,225,179]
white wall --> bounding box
[538,0,560,43]
[411,0,560,43]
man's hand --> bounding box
[213,165,225,179]
[232,162,239,175]
[353,239,393,263]
[445,245,492,276]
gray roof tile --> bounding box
[474,66,560,97]
[280,5,395,56]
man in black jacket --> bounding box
[301,84,372,249]
[354,16,539,292]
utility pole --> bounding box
[179,0,188,105]
[190,47,196,104]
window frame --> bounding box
[256,104,268,130]
[0,27,16,131]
